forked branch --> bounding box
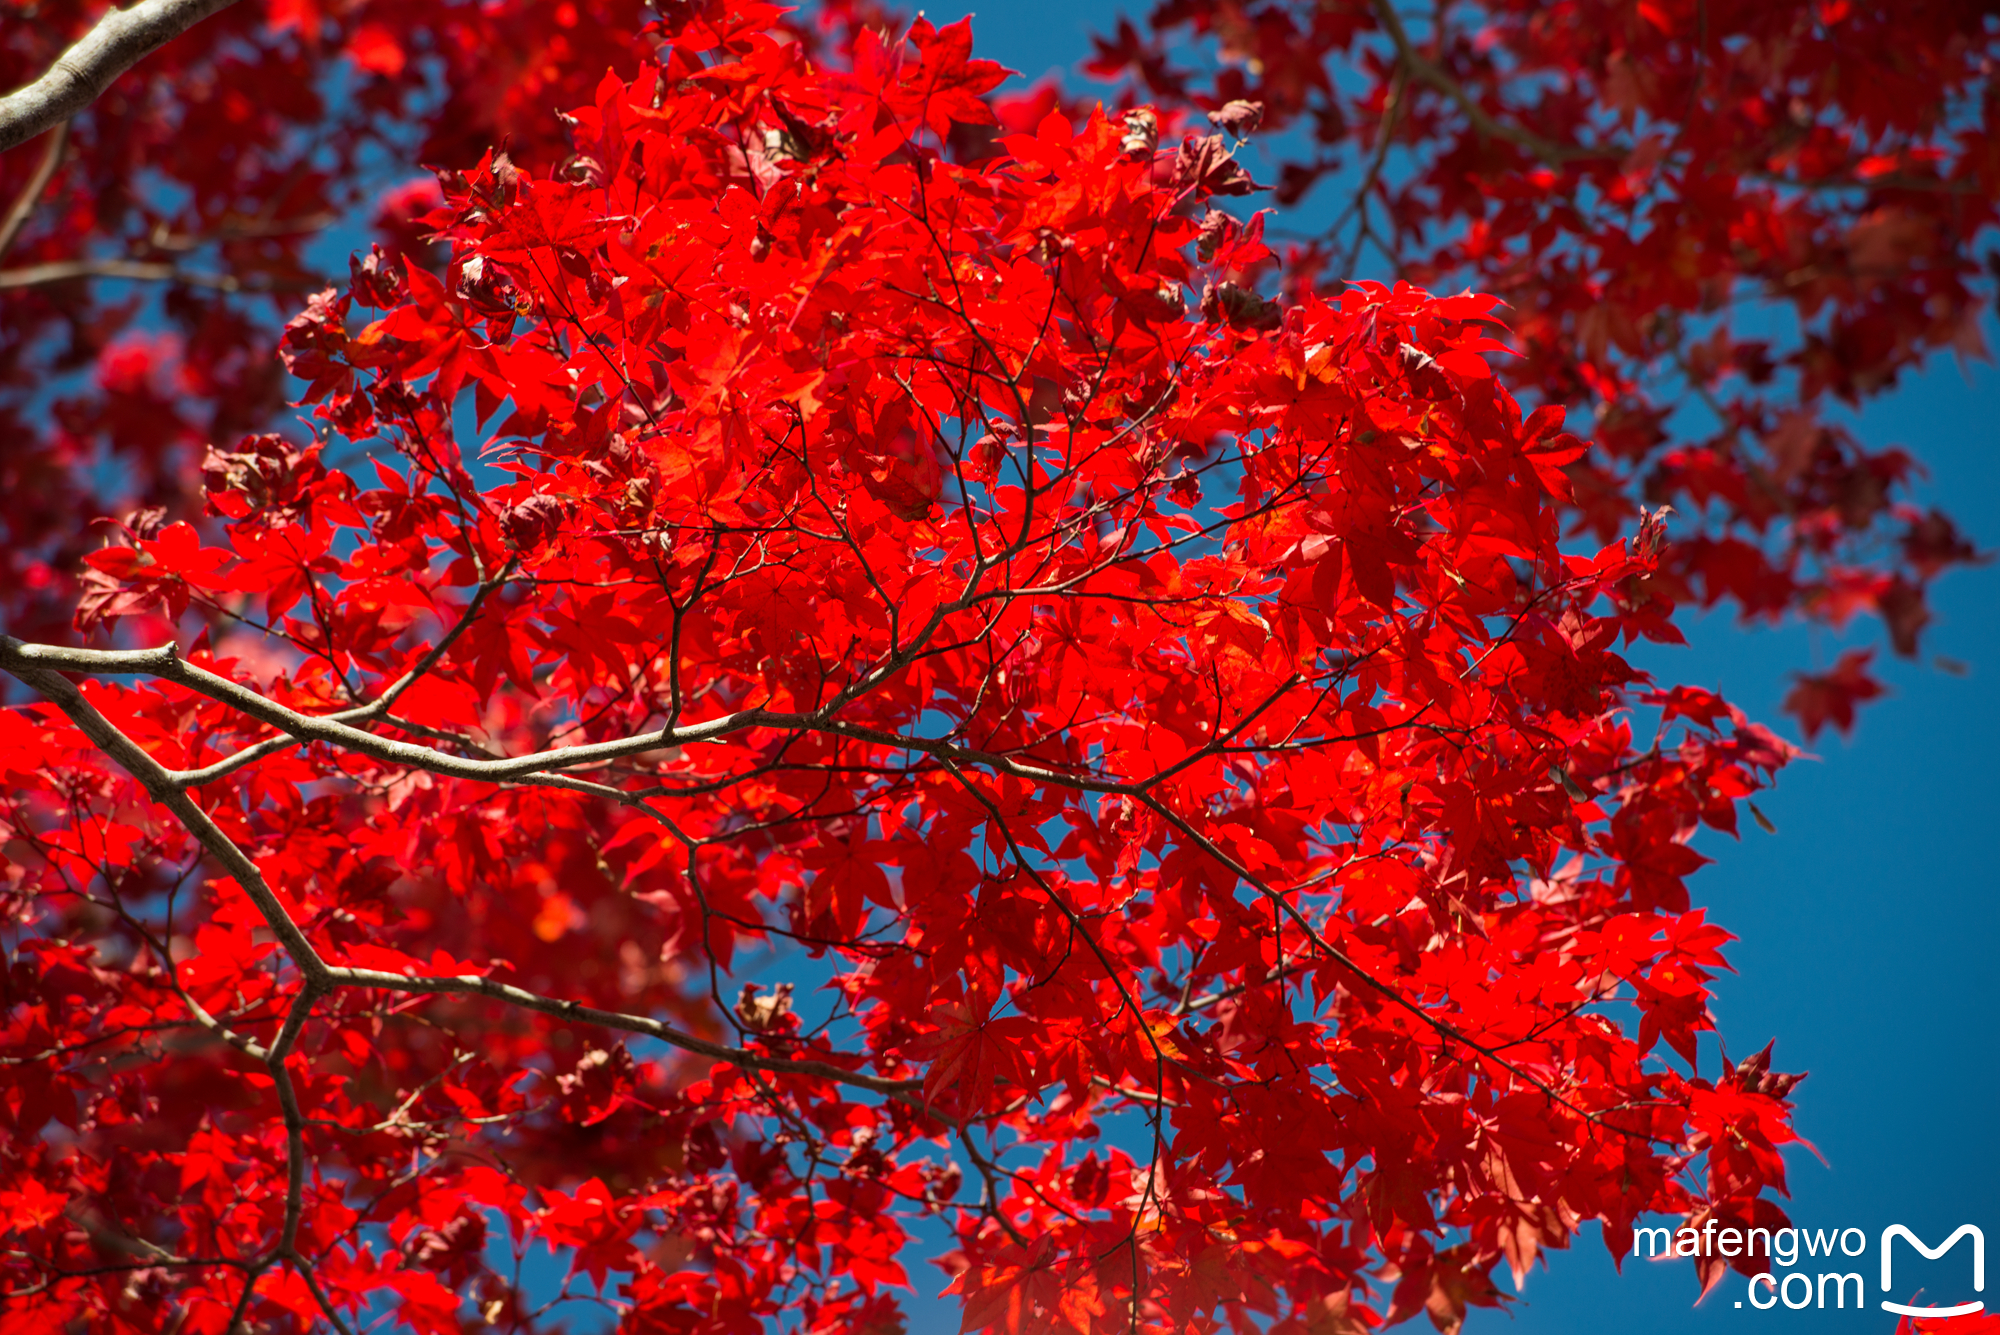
[0,640,920,1103]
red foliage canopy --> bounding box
[1087,0,1996,730]
[3,0,1985,1331]
[1,0,654,641]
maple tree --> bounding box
[0,0,1981,1332]
[1086,0,1996,740]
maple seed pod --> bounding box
[1120,107,1159,156]
[119,505,170,542]
[561,153,605,187]
[734,982,795,1033]
[500,494,567,551]
[1197,208,1237,264]
[1201,281,1283,331]
[1207,99,1265,138]
[1126,282,1188,323]
[1170,134,1263,195]
[1031,226,1074,264]
[349,245,406,307]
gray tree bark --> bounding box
[0,0,243,155]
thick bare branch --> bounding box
[2,636,1351,802]
[0,0,243,154]
[174,562,517,787]
[268,986,325,1264]
[1,636,1126,791]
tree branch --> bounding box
[0,257,322,292]
[327,967,922,1097]
[0,631,1618,1126]
[0,653,337,982]
[0,0,244,155]
[1,636,1131,792]
[0,119,68,259]
[1370,0,1613,167]
[1132,790,1650,1139]
[0,644,923,1106]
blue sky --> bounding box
[893,3,2000,1331]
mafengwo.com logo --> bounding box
[1631,1222,1985,1315]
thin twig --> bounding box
[0,118,68,259]
[1370,0,1613,167]
[0,257,321,291]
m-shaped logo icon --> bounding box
[1881,1225,1984,1318]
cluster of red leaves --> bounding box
[0,6,1826,1333]
[1090,0,1994,735]
[0,0,673,643]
